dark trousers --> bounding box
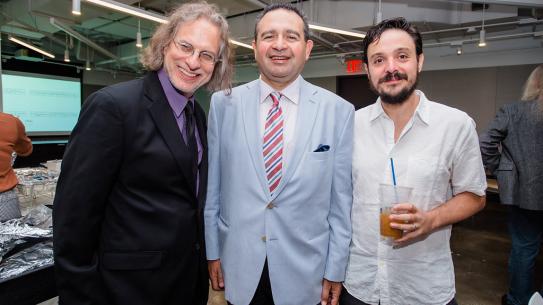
[340,287,459,305]
[228,260,274,305]
[227,261,321,305]
[505,206,543,305]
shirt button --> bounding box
[266,202,275,209]
[261,236,266,242]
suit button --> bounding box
[195,243,200,251]
[266,202,275,209]
[261,236,266,242]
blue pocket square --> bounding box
[313,144,330,152]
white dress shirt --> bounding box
[344,90,487,305]
[259,76,300,167]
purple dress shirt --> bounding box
[157,68,203,193]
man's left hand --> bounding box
[321,279,342,305]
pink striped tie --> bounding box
[263,92,284,195]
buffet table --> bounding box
[0,263,56,305]
[0,167,57,305]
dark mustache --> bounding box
[379,71,408,83]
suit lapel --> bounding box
[242,80,271,197]
[273,79,319,197]
[144,73,197,198]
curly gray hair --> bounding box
[140,1,233,93]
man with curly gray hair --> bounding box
[53,2,233,305]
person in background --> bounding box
[52,2,233,305]
[480,64,543,305]
[205,3,354,305]
[343,17,486,305]
[0,112,32,222]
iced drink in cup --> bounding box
[379,184,413,242]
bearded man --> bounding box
[341,17,487,305]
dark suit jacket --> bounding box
[53,72,209,305]
[480,101,543,210]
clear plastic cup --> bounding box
[379,184,413,243]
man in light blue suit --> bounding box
[204,3,354,305]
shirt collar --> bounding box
[259,75,301,105]
[158,68,193,118]
[369,90,430,125]
[414,90,430,125]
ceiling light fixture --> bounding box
[85,0,166,23]
[8,36,55,58]
[376,0,382,24]
[450,41,463,55]
[309,24,365,38]
[230,40,253,49]
[136,2,143,48]
[64,34,70,62]
[84,0,253,49]
[478,1,487,47]
[478,29,487,47]
[86,45,91,70]
[84,0,363,48]
[136,28,143,48]
[72,0,81,15]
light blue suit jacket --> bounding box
[205,78,354,305]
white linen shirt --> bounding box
[259,76,300,167]
[344,90,487,305]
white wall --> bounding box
[418,64,537,133]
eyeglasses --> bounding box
[172,40,220,65]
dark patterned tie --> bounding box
[184,102,198,177]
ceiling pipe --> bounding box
[50,17,138,72]
[424,30,543,47]
[310,34,345,52]
[422,18,541,36]
[239,28,543,65]
[333,18,542,48]
[0,12,65,46]
[49,17,118,61]
[96,54,138,66]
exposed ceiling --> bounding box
[1,0,542,75]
